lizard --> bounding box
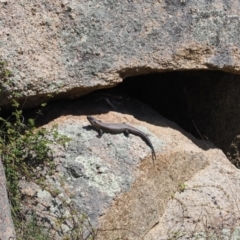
[87,116,156,162]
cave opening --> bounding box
[113,70,240,168]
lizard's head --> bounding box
[87,116,100,128]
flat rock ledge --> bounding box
[18,98,240,239]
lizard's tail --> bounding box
[152,151,156,163]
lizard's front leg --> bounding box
[98,129,103,137]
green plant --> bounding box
[0,59,15,92]
[178,183,187,193]
[0,100,71,226]
[17,211,51,240]
[0,60,13,80]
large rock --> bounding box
[1,0,240,106]
[19,97,240,239]
[0,158,16,240]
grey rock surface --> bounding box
[18,97,240,239]
[1,0,240,106]
[0,158,16,240]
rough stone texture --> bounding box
[19,97,240,239]
[98,149,240,240]
[0,158,16,240]
[144,149,240,240]
[1,0,240,106]
[1,0,240,238]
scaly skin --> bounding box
[87,116,156,162]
